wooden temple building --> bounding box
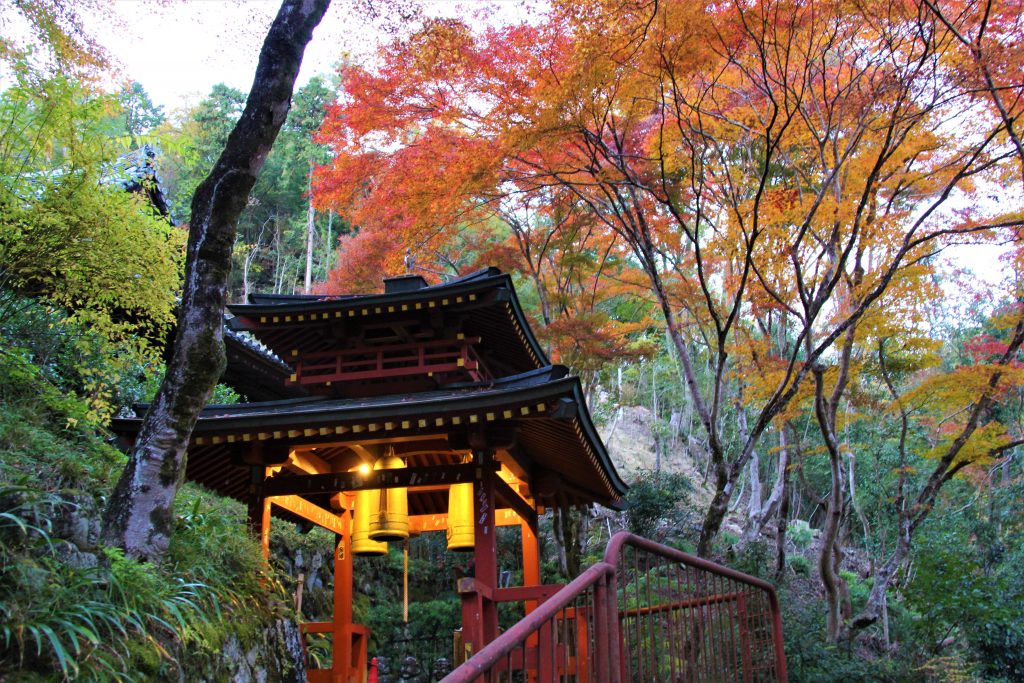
[112,268,628,682]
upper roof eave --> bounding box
[228,267,504,314]
[226,267,550,368]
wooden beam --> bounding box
[255,432,447,451]
[408,508,524,533]
[284,449,332,475]
[493,584,562,604]
[269,495,347,536]
[494,476,537,530]
[499,445,532,481]
[262,462,492,497]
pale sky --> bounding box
[88,1,383,111]
[86,0,532,112]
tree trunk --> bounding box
[324,209,334,274]
[742,424,791,546]
[273,224,284,293]
[813,366,850,641]
[101,0,332,561]
[304,160,315,293]
[736,400,763,545]
[552,506,585,578]
[849,540,908,633]
[847,321,1024,636]
[773,427,793,579]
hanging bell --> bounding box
[446,482,475,551]
[351,466,387,556]
[367,453,409,542]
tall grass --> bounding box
[0,483,292,681]
[0,485,223,679]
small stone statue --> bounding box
[398,655,425,683]
[375,655,393,683]
[431,657,451,681]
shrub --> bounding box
[788,555,812,575]
[624,470,695,542]
[788,519,814,550]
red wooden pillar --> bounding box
[521,519,541,613]
[332,504,354,682]
[247,466,271,560]
[461,448,499,657]
[522,518,542,683]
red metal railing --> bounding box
[442,532,787,683]
[609,534,787,682]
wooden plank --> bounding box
[492,584,563,604]
[269,495,348,536]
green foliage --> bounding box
[0,74,184,350]
[0,291,164,424]
[0,328,295,681]
[0,484,225,681]
[117,81,165,146]
[624,470,694,542]
[779,584,910,682]
[168,490,288,628]
[906,485,1024,681]
[155,78,344,300]
[787,555,812,575]
[158,83,246,226]
[0,345,125,488]
[787,520,814,550]
[727,538,772,579]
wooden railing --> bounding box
[302,622,370,683]
[288,336,489,386]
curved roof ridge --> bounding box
[243,267,505,306]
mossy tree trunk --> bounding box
[101,0,331,561]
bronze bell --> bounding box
[351,464,388,556]
[446,482,475,551]
[367,453,409,542]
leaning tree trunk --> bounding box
[101,0,331,561]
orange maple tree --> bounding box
[313,0,1024,585]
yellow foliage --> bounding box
[920,421,1011,467]
[900,364,1024,416]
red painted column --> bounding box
[522,518,542,683]
[477,450,499,646]
[461,448,499,657]
[246,465,271,560]
[332,504,354,682]
[521,520,541,613]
